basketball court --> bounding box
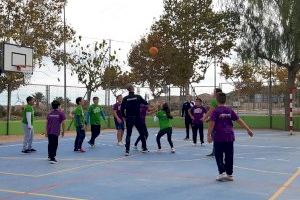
[0,129,299,200]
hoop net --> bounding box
[16,65,33,84]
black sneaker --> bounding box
[22,149,31,153]
[30,148,37,152]
[125,151,130,156]
[206,153,214,157]
[74,149,79,152]
[49,159,58,164]
[141,149,150,153]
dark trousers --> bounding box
[214,142,234,175]
[156,127,174,149]
[48,134,58,159]
[192,123,204,144]
[125,117,147,152]
[74,127,86,150]
[185,117,192,138]
[89,125,101,145]
[134,123,149,146]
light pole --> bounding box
[63,0,67,113]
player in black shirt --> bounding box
[181,96,194,140]
[121,84,149,156]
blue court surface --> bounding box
[0,128,299,200]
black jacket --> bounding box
[181,101,194,118]
[121,92,148,118]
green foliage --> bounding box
[0,0,75,90]
[70,38,119,102]
[128,0,239,95]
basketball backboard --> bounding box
[0,43,33,74]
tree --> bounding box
[54,96,71,106]
[32,92,45,107]
[225,0,300,129]
[128,0,239,97]
[71,38,119,103]
[101,66,132,97]
[0,0,75,91]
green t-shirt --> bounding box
[156,110,172,130]
[73,106,85,127]
[88,104,104,125]
[210,99,218,108]
[22,105,34,124]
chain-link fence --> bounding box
[1,82,300,135]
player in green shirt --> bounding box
[203,88,223,157]
[156,102,175,153]
[21,96,36,153]
[73,97,86,152]
[87,97,106,148]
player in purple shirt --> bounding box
[46,100,66,164]
[113,95,125,146]
[189,98,207,146]
[133,104,155,150]
[208,93,253,182]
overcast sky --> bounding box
[31,0,229,92]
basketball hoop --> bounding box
[16,65,33,84]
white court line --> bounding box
[235,144,300,150]
[234,165,289,175]
[0,138,73,148]
[0,188,88,200]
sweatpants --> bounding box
[48,134,58,159]
[214,142,234,175]
[22,123,34,151]
[192,123,204,144]
[156,127,174,149]
[184,117,192,138]
[125,116,147,152]
[134,123,149,146]
[74,127,86,150]
[89,125,101,145]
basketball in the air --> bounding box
[149,47,158,57]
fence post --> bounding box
[289,87,296,135]
[46,85,50,112]
[6,84,11,135]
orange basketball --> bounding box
[149,47,158,57]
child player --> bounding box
[189,98,207,146]
[21,96,36,153]
[207,92,253,181]
[156,102,175,153]
[73,97,86,152]
[87,97,106,148]
[46,100,66,164]
[113,95,125,146]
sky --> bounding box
[30,0,228,91]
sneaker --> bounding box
[201,142,204,146]
[216,173,227,181]
[30,148,37,152]
[171,148,176,153]
[79,148,86,153]
[125,151,130,156]
[193,143,197,147]
[22,149,31,153]
[184,138,190,141]
[117,142,122,146]
[206,153,214,157]
[157,148,162,152]
[48,157,51,161]
[74,149,79,152]
[133,146,138,151]
[49,159,58,164]
[141,149,150,153]
[120,141,124,145]
[88,141,95,148]
[225,174,234,181]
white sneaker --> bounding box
[225,174,234,181]
[125,151,130,156]
[171,148,176,153]
[216,173,227,181]
[193,143,197,147]
[133,146,138,151]
[157,148,162,152]
[117,142,122,146]
[120,141,124,145]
